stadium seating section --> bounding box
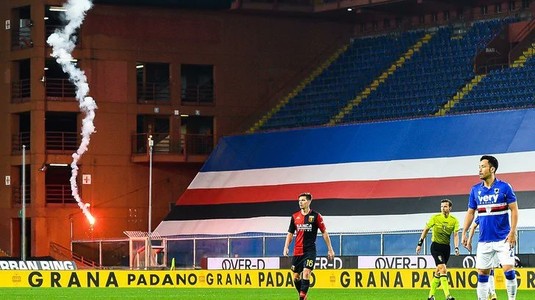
[258,17,534,131]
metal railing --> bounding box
[12,77,77,101]
[45,78,77,99]
[132,133,213,156]
[11,132,31,153]
[11,22,32,50]
[181,83,214,104]
[69,228,535,268]
[11,79,31,101]
[46,184,76,204]
[71,240,130,268]
[137,81,170,103]
[185,133,214,155]
[12,185,31,205]
[50,241,100,269]
[46,131,78,151]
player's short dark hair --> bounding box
[299,192,312,201]
[441,198,453,207]
[480,155,498,172]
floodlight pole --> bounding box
[21,145,26,261]
[147,135,154,269]
[69,213,75,252]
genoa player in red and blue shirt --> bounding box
[283,192,335,300]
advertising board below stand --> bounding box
[1,255,533,289]
[204,257,280,270]
[0,260,77,271]
[281,255,532,270]
[1,269,535,289]
[280,255,433,269]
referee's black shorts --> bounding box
[430,242,451,266]
[291,251,317,274]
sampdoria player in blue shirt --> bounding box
[462,155,519,300]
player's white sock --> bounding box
[504,270,517,300]
[477,274,489,300]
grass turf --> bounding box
[0,288,532,299]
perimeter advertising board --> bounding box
[357,256,435,269]
[0,261,77,270]
[206,257,280,270]
[1,269,535,289]
[280,256,433,269]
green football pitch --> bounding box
[0,288,532,299]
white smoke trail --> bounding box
[47,0,96,225]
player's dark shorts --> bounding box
[291,252,316,274]
[430,242,451,265]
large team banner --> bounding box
[154,109,535,237]
[1,269,535,289]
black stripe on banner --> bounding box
[164,191,535,221]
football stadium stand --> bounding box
[252,17,534,132]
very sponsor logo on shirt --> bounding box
[477,193,498,203]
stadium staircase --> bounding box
[49,241,101,269]
[247,43,349,133]
[446,41,535,114]
[509,18,535,64]
[254,30,426,131]
[511,41,535,68]
[435,74,487,116]
[339,18,512,123]
[328,33,434,125]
